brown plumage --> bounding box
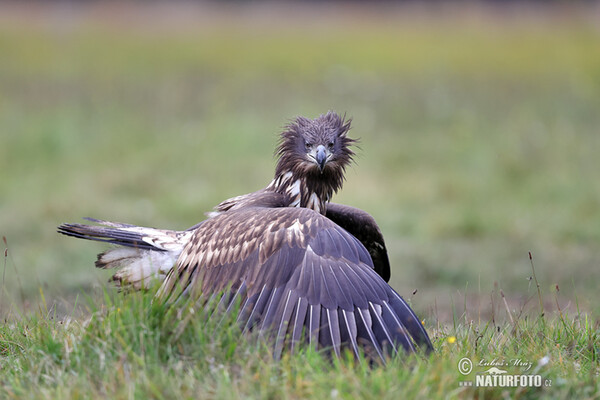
[58,111,433,361]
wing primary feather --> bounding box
[331,227,360,261]
[308,304,321,350]
[242,284,270,334]
[236,297,252,326]
[309,257,319,306]
[273,290,296,360]
[389,291,433,350]
[341,261,385,303]
[326,308,341,358]
[320,228,341,259]
[224,281,247,315]
[356,308,385,363]
[290,297,309,352]
[319,307,333,351]
[369,301,398,356]
[341,309,360,359]
[217,291,233,312]
[335,263,368,308]
[318,264,335,309]
[327,264,352,310]
[360,266,391,300]
[260,287,282,332]
[381,301,416,352]
[235,286,259,327]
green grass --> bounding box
[1,3,600,398]
[0,287,597,399]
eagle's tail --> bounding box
[58,218,190,289]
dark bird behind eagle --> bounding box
[58,112,433,361]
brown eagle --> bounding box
[58,112,433,361]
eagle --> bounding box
[58,111,433,361]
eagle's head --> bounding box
[273,112,356,211]
[276,111,355,177]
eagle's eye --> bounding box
[327,141,335,150]
[305,142,313,151]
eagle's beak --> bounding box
[315,145,328,172]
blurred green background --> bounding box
[1,3,599,323]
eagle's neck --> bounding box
[267,171,332,214]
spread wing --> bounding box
[325,203,391,282]
[157,207,432,361]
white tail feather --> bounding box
[97,247,141,268]
[100,248,181,290]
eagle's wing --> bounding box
[157,207,432,361]
[325,203,391,282]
